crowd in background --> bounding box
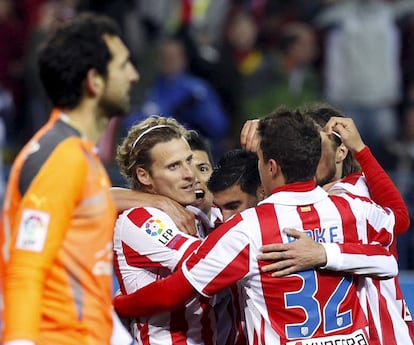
[2,0,414,269]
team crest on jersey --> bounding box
[145,218,165,236]
[16,209,50,252]
[300,206,311,212]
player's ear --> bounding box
[269,159,280,179]
[86,68,104,96]
[335,143,348,164]
[136,167,152,188]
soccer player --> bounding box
[113,116,217,345]
[208,149,263,222]
[0,13,139,345]
[252,104,413,344]
[113,107,398,344]
[186,130,219,237]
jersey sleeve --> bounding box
[182,213,251,297]
[354,146,410,235]
[4,139,87,341]
[115,207,201,274]
[322,193,397,278]
[322,242,398,277]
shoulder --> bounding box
[118,206,175,228]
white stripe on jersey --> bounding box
[113,206,215,345]
[182,185,398,344]
[330,177,414,344]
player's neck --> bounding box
[62,103,109,144]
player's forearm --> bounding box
[354,147,410,234]
[111,187,149,212]
[322,243,398,278]
[114,269,195,318]
[4,259,45,342]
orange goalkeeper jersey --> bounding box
[0,110,117,345]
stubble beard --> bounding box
[99,94,130,119]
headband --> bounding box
[131,125,172,151]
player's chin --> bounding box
[191,197,205,209]
[178,191,197,205]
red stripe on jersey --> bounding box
[341,172,364,186]
[339,243,393,257]
[202,244,249,296]
[185,214,243,270]
[176,241,201,269]
[137,322,150,345]
[366,305,381,345]
[296,203,321,241]
[122,242,165,269]
[329,195,359,243]
[373,279,398,345]
[200,296,214,345]
[170,305,189,345]
[127,207,152,227]
[253,329,259,345]
[256,204,284,337]
[260,316,266,345]
[367,224,392,247]
[113,250,127,294]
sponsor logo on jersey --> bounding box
[286,329,368,345]
[16,209,50,252]
[144,218,176,245]
[145,218,165,236]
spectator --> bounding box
[224,11,320,122]
[315,0,414,159]
[123,37,229,160]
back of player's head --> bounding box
[300,102,361,177]
[38,12,120,109]
[117,115,189,190]
[187,130,213,166]
[208,149,259,197]
[258,106,321,183]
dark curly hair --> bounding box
[38,12,120,109]
[258,106,321,184]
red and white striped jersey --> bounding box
[182,181,397,345]
[113,206,216,345]
[327,167,414,344]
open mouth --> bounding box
[195,189,205,199]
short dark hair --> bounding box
[208,149,260,196]
[258,106,321,184]
[38,12,120,109]
[187,130,214,166]
[300,102,361,177]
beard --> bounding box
[315,164,337,187]
[99,93,130,119]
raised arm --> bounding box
[324,116,410,235]
[240,119,259,152]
